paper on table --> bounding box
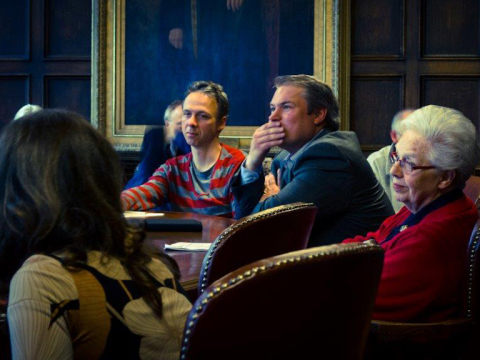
[164,242,211,251]
[124,211,165,219]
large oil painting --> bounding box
[92,0,338,150]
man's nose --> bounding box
[186,115,198,127]
[268,108,281,122]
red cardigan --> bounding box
[344,195,478,322]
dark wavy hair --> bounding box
[0,109,178,318]
[275,75,340,131]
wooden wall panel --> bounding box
[44,0,91,59]
[0,75,29,130]
[421,0,480,58]
[350,76,404,147]
[349,0,480,155]
[44,76,91,119]
[0,0,91,125]
[421,76,480,130]
[351,0,404,59]
[0,0,29,60]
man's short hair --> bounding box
[274,75,340,131]
[163,99,183,125]
[391,109,414,137]
[185,81,229,122]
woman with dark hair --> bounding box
[0,110,191,359]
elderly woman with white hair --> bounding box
[344,105,480,322]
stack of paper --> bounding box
[124,211,164,219]
[164,242,211,251]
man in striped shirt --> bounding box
[121,81,245,217]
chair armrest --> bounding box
[370,318,473,343]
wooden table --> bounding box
[143,212,235,295]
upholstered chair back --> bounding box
[197,202,317,296]
[182,242,384,360]
[464,175,480,210]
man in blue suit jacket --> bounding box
[232,75,393,246]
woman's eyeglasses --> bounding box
[389,151,436,173]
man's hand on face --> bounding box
[245,121,284,171]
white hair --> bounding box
[391,109,415,137]
[14,104,42,120]
[163,99,183,125]
[402,105,480,188]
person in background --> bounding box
[124,100,190,190]
[233,74,393,246]
[344,105,480,322]
[0,109,191,360]
[122,81,245,217]
[13,104,42,120]
[367,109,414,212]
[164,99,191,158]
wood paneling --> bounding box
[0,0,29,60]
[352,0,404,59]
[44,75,91,119]
[349,0,480,151]
[0,0,91,124]
[0,75,29,130]
[44,0,91,59]
[421,76,480,130]
[421,0,480,58]
[351,75,404,146]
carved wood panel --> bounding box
[0,0,29,60]
[44,75,91,119]
[421,0,480,58]
[349,0,480,151]
[352,0,404,59]
[351,75,404,147]
[0,0,91,125]
[44,0,92,59]
[0,75,29,130]
[421,76,480,132]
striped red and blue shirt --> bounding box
[121,144,245,217]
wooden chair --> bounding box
[0,283,10,360]
[365,221,480,360]
[464,175,480,209]
[197,202,317,296]
[181,242,385,360]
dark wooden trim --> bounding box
[91,0,107,133]
[339,0,351,130]
[351,55,405,61]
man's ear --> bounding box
[438,170,456,190]
[314,108,327,126]
[217,116,227,132]
[390,130,398,143]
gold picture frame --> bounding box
[92,0,339,151]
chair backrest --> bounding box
[197,202,317,295]
[0,288,10,360]
[463,175,480,209]
[182,242,384,360]
[463,221,480,323]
